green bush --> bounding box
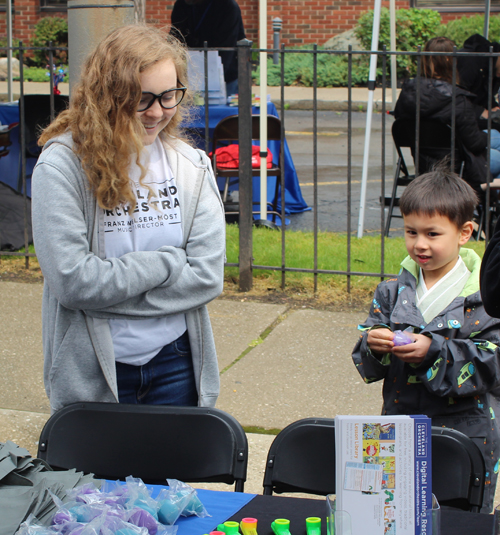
[13,65,69,83]
[0,38,21,60]
[354,7,442,78]
[439,14,500,48]
[252,50,371,87]
[31,17,68,67]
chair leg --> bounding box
[269,174,281,224]
[385,159,403,237]
[475,206,484,241]
[222,177,230,203]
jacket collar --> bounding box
[400,247,481,297]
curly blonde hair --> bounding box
[39,24,191,210]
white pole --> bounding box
[259,0,268,222]
[390,0,397,174]
[7,0,13,102]
[484,0,491,39]
[357,0,382,238]
[389,0,397,108]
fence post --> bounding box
[272,18,282,65]
[237,38,253,292]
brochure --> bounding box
[335,415,432,535]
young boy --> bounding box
[352,167,500,512]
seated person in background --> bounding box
[352,167,500,512]
[395,37,500,192]
[170,0,246,97]
[458,34,500,129]
[481,213,500,318]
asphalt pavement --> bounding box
[0,82,403,236]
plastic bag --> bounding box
[166,480,208,519]
[123,477,158,520]
[16,515,55,535]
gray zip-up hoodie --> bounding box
[32,132,225,413]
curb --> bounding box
[271,99,385,112]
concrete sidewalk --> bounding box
[0,82,399,111]
[0,280,379,495]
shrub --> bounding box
[354,7,442,78]
[31,17,68,67]
[252,49,371,87]
[13,65,69,83]
[439,14,500,48]
[0,38,21,60]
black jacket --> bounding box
[458,33,500,125]
[481,215,500,318]
[171,0,246,83]
[394,77,488,191]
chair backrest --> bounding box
[392,118,463,175]
[211,114,282,153]
[38,402,248,491]
[431,426,485,512]
[20,94,69,158]
[262,417,335,496]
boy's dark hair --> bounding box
[399,163,478,227]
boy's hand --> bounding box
[367,328,394,355]
[392,333,432,364]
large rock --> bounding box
[0,57,20,80]
[323,29,363,51]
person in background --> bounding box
[31,24,225,413]
[395,37,500,193]
[170,0,246,97]
[458,33,500,129]
[481,215,500,318]
[352,167,500,512]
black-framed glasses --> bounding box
[137,87,187,112]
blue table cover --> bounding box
[0,101,310,215]
[0,102,35,196]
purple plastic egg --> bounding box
[52,509,74,525]
[128,508,158,535]
[393,330,414,346]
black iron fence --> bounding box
[1,41,498,291]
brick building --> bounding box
[0,0,498,50]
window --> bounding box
[40,0,67,11]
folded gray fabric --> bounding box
[0,441,100,533]
[0,485,39,535]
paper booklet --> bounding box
[335,415,432,535]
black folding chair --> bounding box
[385,118,465,237]
[211,114,283,225]
[432,426,485,512]
[38,402,248,491]
[262,418,335,496]
[17,94,69,191]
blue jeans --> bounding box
[226,79,238,97]
[484,129,500,178]
[115,330,198,406]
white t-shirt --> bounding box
[103,138,186,365]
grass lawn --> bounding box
[0,227,488,310]
[224,224,486,309]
